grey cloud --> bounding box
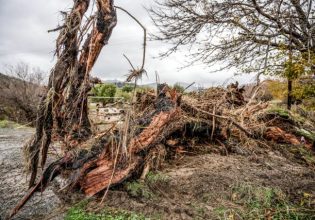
[0,0,251,86]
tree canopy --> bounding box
[150,0,315,75]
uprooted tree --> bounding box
[9,0,162,218]
[9,0,315,219]
[9,0,117,218]
[7,1,246,217]
[26,0,117,187]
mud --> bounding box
[0,128,62,220]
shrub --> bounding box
[0,120,9,128]
[125,181,154,199]
[115,89,132,102]
[266,79,315,110]
[122,84,134,93]
[0,62,45,124]
[91,84,117,104]
[173,83,185,93]
[267,80,287,101]
[292,80,315,110]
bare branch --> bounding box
[149,0,315,74]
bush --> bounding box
[91,84,117,104]
[292,80,315,110]
[266,79,315,110]
[135,86,153,94]
[0,120,20,128]
[0,120,9,128]
[115,89,132,102]
[122,84,134,93]
[173,83,185,93]
[267,80,287,101]
[0,62,45,124]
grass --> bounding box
[189,203,208,219]
[0,119,28,129]
[125,181,154,199]
[267,105,315,127]
[296,128,315,142]
[125,172,170,199]
[215,183,315,220]
[289,146,315,166]
[145,172,170,186]
[65,200,150,220]
[0,120,10,128]
[267,106,290,118]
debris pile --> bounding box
[10,81,315,218]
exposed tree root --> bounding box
[24,0,117,189]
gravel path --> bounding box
[0,128,62,220]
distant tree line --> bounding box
[0,62,45,124]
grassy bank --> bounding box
[215,183,314,220]
[0,120,26,129]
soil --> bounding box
[101,151,315,219]
[1,128,315,219]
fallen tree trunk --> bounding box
[10,84,182,218]
[81,157,141,196]
[81,108,181,196]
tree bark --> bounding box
[287,79,293,110]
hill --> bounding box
[0,72,43,124]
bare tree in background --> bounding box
[0,62,45,123]
[149,0,315,75]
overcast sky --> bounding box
[0,0,255,86]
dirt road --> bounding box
[0,128,61,220]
